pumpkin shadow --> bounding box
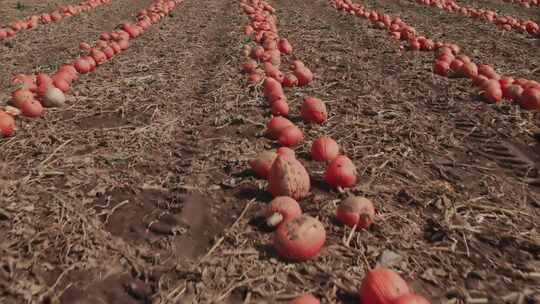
[234,184,273,202]
[296,151,311,160]
[336,291,358,304]
[253,243,276,261]
[329,216,343,227]
[248,215,276,234]
[288,115,303,124]
[231,169,256,178]
[310,175,332,192]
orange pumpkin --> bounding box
[311,136,339,162]
[0,111,16,137]
[268,155,310,200]
[360,268,410,304]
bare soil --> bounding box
[1,0,539,303]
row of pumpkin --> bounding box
[0,0,113,41]
[0,0,184,138]
[501,0,540,7]
[239,0,432,303]
[330,0,540,110]
[408,0,539,39]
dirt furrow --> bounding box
[0,0,252,302]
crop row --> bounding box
[407,0,540,39]
[239,0,433,303]
[329,0,540,110]
[0,0,184,138]
[0,0,112,41]
[500,0,540,8]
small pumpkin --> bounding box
[301,97,328,124]
[311,136,339,162]
[265,196,302,227]
[11,89,35,108]
[336,196,375,229]
[278,125,304,147]
[266,116,294,139]
[324,155,357,188]
[0,111,16,137]
[278,38,293,55]
[249,150,278,179]
[20,99,44,118]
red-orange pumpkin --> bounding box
[278,125,304,147]
[20,99,44,118]
[273,215,325,261]
[250,150,278,179]
[0,111,16,137]
[311,136,339,162]
[266,116,294,139]
[336,196,375,229]
[324,155,357,188]
[268,155,310,199]
[301,97,327,124]
[265,196,302,227]
[360,268,410,304]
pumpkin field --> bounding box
[0,0,539,303]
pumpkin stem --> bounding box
[266,212,283,227]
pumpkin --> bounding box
[0,111,16,137]
[519,88,540,110]
[311,136,339,162]
[271,99,290,116]
[360,268,410,304]
[278,125,304,147]
[268,155,310,200]
[336,196,375,229]
[273,215,325,261]
[294,66,314,86]
[266,116,294,139]
[20,99,44,118]
[250,150,278,179]
[301,97,328,124]
[265,196,302,227]
[11,89,35,108]
[264,77,285,103]
[278,38,293,55]
[324,155,357,188]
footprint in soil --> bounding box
[61,274,152,304]
[94,188,220,259]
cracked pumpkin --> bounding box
[268,155,310,200]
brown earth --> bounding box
[0,0,539,303]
